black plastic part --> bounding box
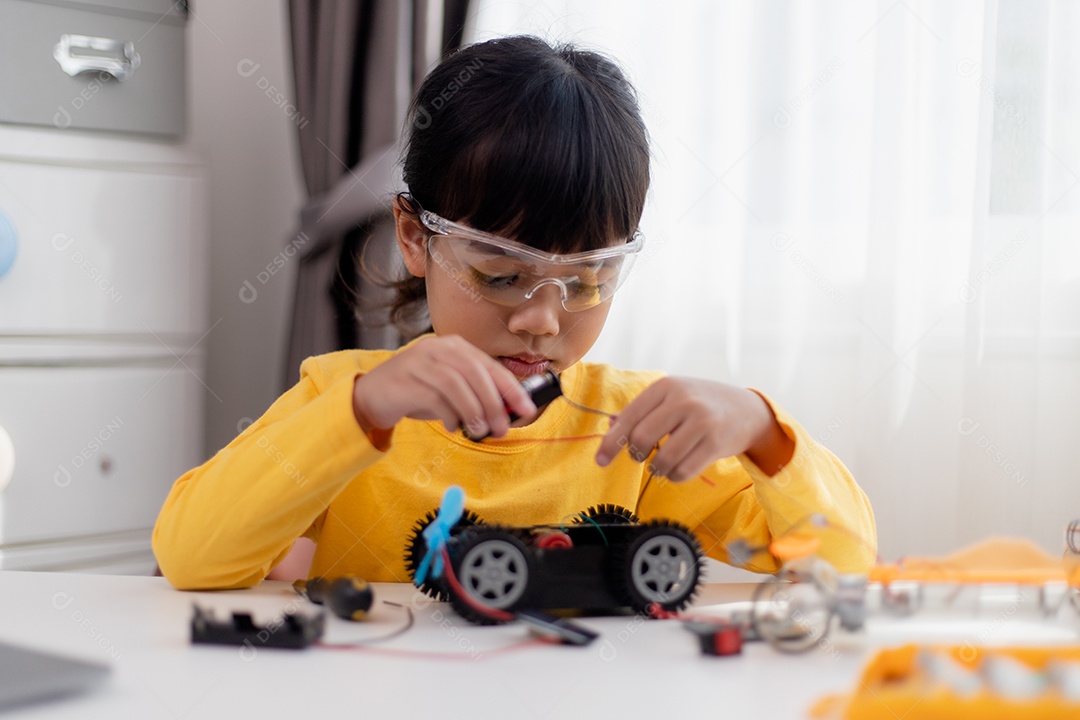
[463,370,563,441]
[576,504,639,525]
[683,621,744,656]
[516,610,599,646]
[190,605,323,649]
[304,577,374,621]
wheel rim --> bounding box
[458,539,529,609]
[752,577,833,653]
[630,535,696,603]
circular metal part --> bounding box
[751,576,835,653]
[1067,519,1080,555]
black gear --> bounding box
[575,504,639,525]
[403,507,483,600]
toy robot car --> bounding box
[405,504,704,624]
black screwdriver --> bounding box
[293,576,374,621]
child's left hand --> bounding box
[594,378,795,481]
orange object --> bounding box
[769,533,821,561]
[867,537,1075,587]
[811,644,1080,720]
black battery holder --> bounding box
[190,604,324,649]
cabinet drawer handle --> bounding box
[0,209,16,280]
[53,34,141,82]
[0,424,13,494]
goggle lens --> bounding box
[429,236,638,312]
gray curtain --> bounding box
[284,0,471,387]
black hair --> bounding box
[390,35,650,333]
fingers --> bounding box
[595,381,666,466]
[594,376,745,483]
[480,355,537,427]
[653,433,716,483]
[418,339,533,437]
[416,364,494,434]
[646,422,708,482]
[381,335,535,437]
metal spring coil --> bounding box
[1066,519,1080,554]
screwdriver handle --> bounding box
[296,576,374,621]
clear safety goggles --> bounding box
[416,207,644,312]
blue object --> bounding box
[0,210,16,279]
[413,485,465,586]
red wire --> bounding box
[479,432,608,446]
[317,637,555,660]
[646,602,749,626]
[440,547,515,622]
[471,397,721,491]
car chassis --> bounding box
[405,503,704,625]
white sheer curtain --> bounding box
[469,0,1080,560]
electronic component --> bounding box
[516,609,599,646]
[684,621,744,656]
[462,370,563,441]
[190,605,323,649]
[293,576,374,621]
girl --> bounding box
[153,36,876,590]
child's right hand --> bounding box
[351,335,537,439]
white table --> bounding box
[1,571,1077,719]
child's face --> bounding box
[395,202,613,378]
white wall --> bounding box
[187,1,305,456]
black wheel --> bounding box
[403,507,483,600]
[751,575,834,653]
[621,523,703,613]
[576,504,639,525]
[448,528,534,625]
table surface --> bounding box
[2,570,1079,719]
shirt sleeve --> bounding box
[152,358,390,589]
[637,391,877,575]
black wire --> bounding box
[319,601,415,647]
[558,392,657,508]
[559,394,616,419]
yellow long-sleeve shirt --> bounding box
[153,339,877,590]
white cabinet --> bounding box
[0,125,207,574]
[0,161,205,334]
